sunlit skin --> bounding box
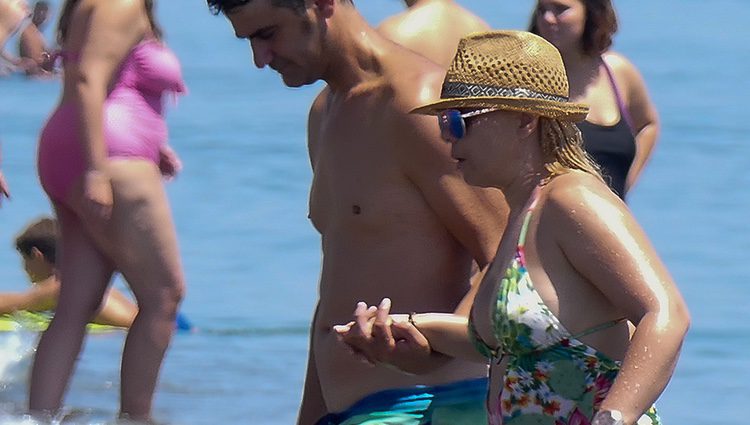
[221,0,508,422]
[377,0,490,69]
[533,0,660,197]
[338,110,689,424]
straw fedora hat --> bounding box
[412,30,589,121]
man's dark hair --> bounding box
[15,217,58,264]
[207,0,307,15]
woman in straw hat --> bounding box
[529,0,659,201]
[335,31,689,425]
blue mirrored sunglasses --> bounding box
[438,108,497,141]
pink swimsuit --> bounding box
[37,39,186,202]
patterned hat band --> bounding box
[441,82,569,103]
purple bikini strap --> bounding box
[601,57,635,134]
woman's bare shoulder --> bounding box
[542,171,626,224]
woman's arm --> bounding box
[335,261,496,372]
[406,312,488,363]
[605,53,660,196]
[548,180,690,424]
[63,0,148,219]
[335,298,487,374]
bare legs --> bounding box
[108,161,184,418]
[28,205,115,412]
[29,160,185,421]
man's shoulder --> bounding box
[384,58,444,113]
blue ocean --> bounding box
[1,0,747,423]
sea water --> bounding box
[0,0,748,423]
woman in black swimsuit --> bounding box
[529,0,660,200]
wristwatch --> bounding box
[591,410,624,425]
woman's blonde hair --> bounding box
[539,118,603,182]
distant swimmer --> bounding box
[378,0,490,68]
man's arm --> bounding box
[297,98,329,425]
[391,102,507,269]
[604,52,660,196]
[297,305,327,425]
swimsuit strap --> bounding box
[567,317,627,341]
[601,57,635,134]
[516,184,543,267]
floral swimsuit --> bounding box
[469,187,661,425]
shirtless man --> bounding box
[378,0,490,68]
[207,0,506,423]
[17,0,50,75]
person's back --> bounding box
[377,0,490,68]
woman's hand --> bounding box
[0,170,10,206]
[158,145,182,180]
[334,298,434,374]
[83,169,112,220]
